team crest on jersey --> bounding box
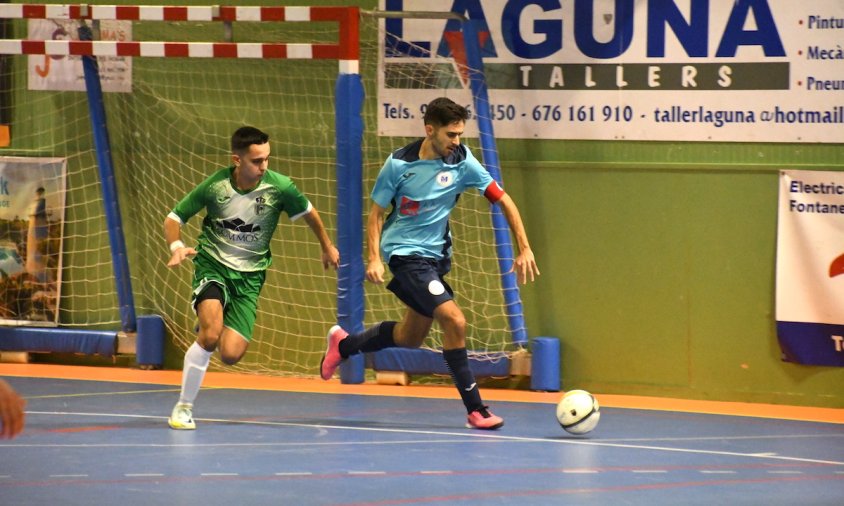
[436,171,454,187]
[255,196,266,215]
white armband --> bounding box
[169,240,186,253]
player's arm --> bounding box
[493,192,540,285]
[165,178,213,268]
[164,215,197,268]
[302,207,340,270]
[365,203,387,284]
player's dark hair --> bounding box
[423,97,469,127]
[231,126,269,154]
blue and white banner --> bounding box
[776,170,844,366]
[379,0,844,143]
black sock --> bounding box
[339,321,397,358]
[442,347,483,413]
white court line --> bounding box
[599,434,844,442]
[15,410,844,467]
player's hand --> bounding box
[167,246,197,268]
[366,259,385,284]
[510,248,539,285]
[322,245,340,270]
[0,380,25,439]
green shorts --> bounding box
[191,253,266,342]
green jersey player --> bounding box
[165,126,339,430]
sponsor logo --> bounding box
[384,0,788,91]
[399,196,420,216]
[214,218,262,242]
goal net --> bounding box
[0,5,526,378]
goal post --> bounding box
[78,22,137,335]
[0,4,367,369]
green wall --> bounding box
[498,140,843,407]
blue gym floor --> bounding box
[1,369,842,505]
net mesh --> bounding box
[0,10,524,377]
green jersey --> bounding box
[168,166,311,272]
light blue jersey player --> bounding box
[321,98,540,430]
[372,138,498,262]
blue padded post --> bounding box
[531,337,560,391]
[334,67,365,383]
[136,315,165,368]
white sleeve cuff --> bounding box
[289,201,313,222]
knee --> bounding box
[218,337,248,366]
[219,351,243,366]
[442,312,466,332]
[198,323,224,349]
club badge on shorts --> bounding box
[428,280,445,296]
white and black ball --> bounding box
[556,389,600,435]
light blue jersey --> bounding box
[371,139,498,261]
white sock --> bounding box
[178,342,212,406]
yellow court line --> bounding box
[2,363,842,424]
[25,388,183,400]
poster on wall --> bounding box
[776,170,844,367]
[27,18,132,93]
[0,157,66,326]
[378,0,843,143]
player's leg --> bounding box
[435,300,504,430]
[320,255,440,380]
[320,303,435,380]
[215,269,263,365]
[217,328,250,365]
[320,321,389,380]
[169,283,225,430]
[341,309,432,354]
[394,308,432,348]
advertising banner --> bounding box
[379,0,843,142]
[0,157,66,326]
[27,19,132,93]
[776,170,844,367]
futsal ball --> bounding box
[556,389,600,435]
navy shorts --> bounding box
[387,255,454,318]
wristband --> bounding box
[169,240,186,253]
